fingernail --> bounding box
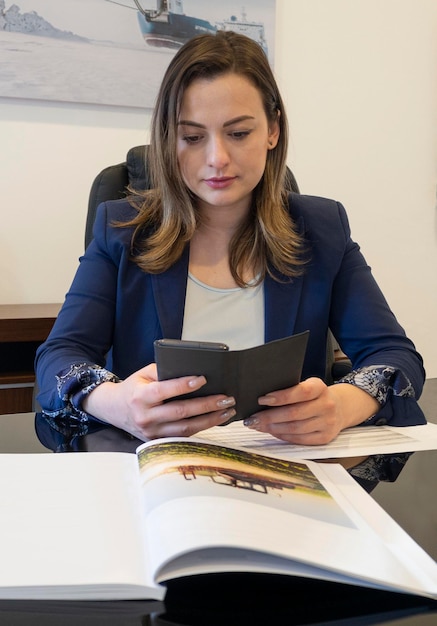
[217,396,235,408]
[243,416,260,428]
[258,394,276,405]
[188,376,206,388]
[220,408,236,421]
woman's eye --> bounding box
[181,130,251,144]
[182,134,203,144]
[230,130,251,140]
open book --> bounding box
[1,438,436,601]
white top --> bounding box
[182,273,264,350]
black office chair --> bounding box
[86,145,350,382]
[85,145,151,249]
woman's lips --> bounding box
[204,177,236,189]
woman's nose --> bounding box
[207,137,230,169]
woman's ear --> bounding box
[267,111,280,150]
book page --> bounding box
[0,452,162,600]
[198,421,437,459]
[135,438,437,599]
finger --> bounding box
[154,407,237,439]
[258,378,326,407]
[144,392,236,424]
[245,410,321,433]
[249,396,326,426]
[244,412,340,445]
[142,375,208,405]
[137,405,237,440]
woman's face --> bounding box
[176,72,279,219]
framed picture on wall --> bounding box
[0,0,276,109]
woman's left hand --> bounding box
[243,377,380,445]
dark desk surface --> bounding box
[0,411,436,626]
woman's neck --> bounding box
[189,200,254,288]
[190,220,257,288]
[188,226,235,289]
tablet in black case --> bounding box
[154,332,309,425]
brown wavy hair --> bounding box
[125,30,306,286]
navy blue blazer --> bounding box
[36,193,426,427]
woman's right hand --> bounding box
[82,363,236,441]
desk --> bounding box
[0,304,60,414]
[0,411,436,625]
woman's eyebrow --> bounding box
[223,115,255,127]
[177,115,255,129]
[177,120,205,128]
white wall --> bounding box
[1,0,436,376]
[276,0,437,377]
[1,100,149,302]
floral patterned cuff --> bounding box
[348,452,413,493]
[335,365,416,416]
[41,363,120,436]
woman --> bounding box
[35,31,426,445]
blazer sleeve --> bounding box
[35,200,135,420]
[317,200,426,426]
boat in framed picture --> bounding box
[134,0,268,56]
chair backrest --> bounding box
[85,144,299,249]
[86,145,151,249]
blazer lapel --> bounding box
[151,245,189,339]
[264,213,305,342]
[264,273,303,342]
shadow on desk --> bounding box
[0,576,436,626]
[164,573,437,626]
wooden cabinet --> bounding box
[0,304,61,414]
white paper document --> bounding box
[200,422,437,460]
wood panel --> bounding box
[0,304,61,414]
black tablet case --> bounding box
[154,331,309,425]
